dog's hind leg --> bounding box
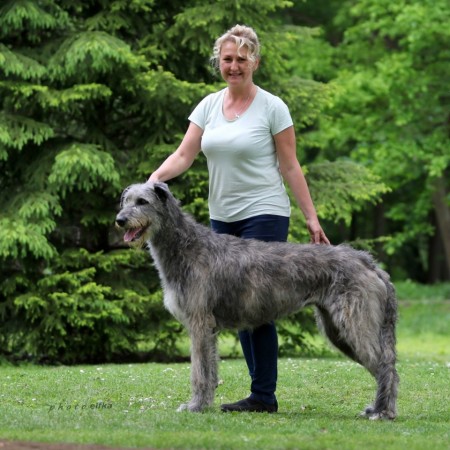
[316,284,398,420]
[178,317,218,412]
[315,305,363,365]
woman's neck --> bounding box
[227,83,255,100]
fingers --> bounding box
[310,229,330,245]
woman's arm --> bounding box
[148,122,203,182]
[274,126,330,244]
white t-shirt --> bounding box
[189,86,292,222]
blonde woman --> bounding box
[149,24,329,412]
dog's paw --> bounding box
[176,403,189,412]
[359,405,374,418]
[177,402,204,413]
[370,411,396,421]
[360,407,396,421]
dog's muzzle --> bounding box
[115,215,148,242]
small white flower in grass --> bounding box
[80,369,85,373]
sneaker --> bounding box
[221,397,278,413]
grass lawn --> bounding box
[1,282,449,450]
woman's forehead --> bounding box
[220,40,249,57]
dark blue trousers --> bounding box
[210,214,290,405]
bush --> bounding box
[0,248,185,364]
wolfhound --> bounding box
[115,182,399,419]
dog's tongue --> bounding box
[124,228,142,242]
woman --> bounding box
[149,24,329,413]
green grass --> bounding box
[1,283,449,450]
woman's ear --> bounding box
[253,57,261,72]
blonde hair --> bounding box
[210,24,261,71]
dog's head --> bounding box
[115,182,170,248]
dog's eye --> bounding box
[136,198,149,206]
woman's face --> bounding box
[219,41,258,87]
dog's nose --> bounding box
[116,216,127,227]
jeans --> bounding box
[210,214,289,405]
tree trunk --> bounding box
[427,213,444,283]
[373,202,386,261]
[431,176,450,280]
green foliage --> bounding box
[0,0,70,37]
[0,0,399,364]
[307,160,389,224]
[0,248,184,364]
[317,0,450,269]
[0,112,54,149]
[48,143,120,197]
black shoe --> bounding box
[221,397,278,413]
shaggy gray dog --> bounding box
[116,182,399,419]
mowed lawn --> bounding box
[1,283,449,450]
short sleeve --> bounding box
[269,97,294,135]
[188,101,205,129]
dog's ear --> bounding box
[153,182,170,202]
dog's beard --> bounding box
[129,238,147,249]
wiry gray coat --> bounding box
[116,182,399,419]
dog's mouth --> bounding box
[123,227,148,242]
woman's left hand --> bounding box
[306,218,330,245]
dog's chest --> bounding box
[163,286,186,323]
[149,244,189,323]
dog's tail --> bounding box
[369,267,399,419]
[376,267,398,362]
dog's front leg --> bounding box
[178,319,218,412]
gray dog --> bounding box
[116,182,399,420]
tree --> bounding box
[0,0,387,363]
[313,0,450,281]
